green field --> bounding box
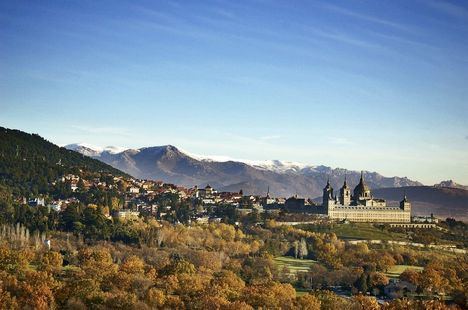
[274,256,317,276]
[301,223,407,241]
[385,265,424,278]
[334,223,408,240]
[294,288,310,297]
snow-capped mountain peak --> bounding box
[180,149,316,174]
[102,145,127,154]
[66,143,316,174]
[65,143,423,197]
[64,143,103,157]
[64,143,127,156]
[248,159,315,174]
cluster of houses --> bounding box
[25,196,79,212]
[22,173,440,226]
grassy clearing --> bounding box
[308,223,408,241]
[274,256,317,275]
[333,224,407,240]
[385,265,423,278]
[295,288,310,297]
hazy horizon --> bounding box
[0,126,463,187]
[1,0,467,185]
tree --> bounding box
[369,272,389,288]
[110,197,121,211]
[399,269,420,286]
[299,238,308,259]
[293,240,299,258]
[295,293,321,310]
[242,282,296,309]
[369,272,389,296]
[39,251,63,273]
[10,270,59,310]
[355,273,368,293]
[60,204,81,232]
[81,206,111,240]
[309,290,353,309]
[146,288,166,308]
[351,294,380,310]
[419,266,449,295]
[209,270,245,301]
[0,286,19,309]
[120,255,145,275]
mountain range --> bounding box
[65,143,468,220]
[1,128,465,221]
[65,143,422,198]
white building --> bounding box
[128,186,140,194]
[323,173,411,223]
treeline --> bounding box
[0,201,141,245]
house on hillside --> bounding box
[384,280,417,299]
[29,197,45,207]
[114,209,140,220]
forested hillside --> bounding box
[0,127,128,197]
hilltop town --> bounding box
[24,170,443,229]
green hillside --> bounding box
[0,126,129,197]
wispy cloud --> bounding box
[367,29,441,52]
[308,28,381,49]
[317,3,417,34]
[426,0,468,19]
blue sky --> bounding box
[1,0,467,185]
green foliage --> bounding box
[0,127,128,197]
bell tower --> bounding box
[400,193,411,211]
[322,178,335,210]
[339,176,351,206]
